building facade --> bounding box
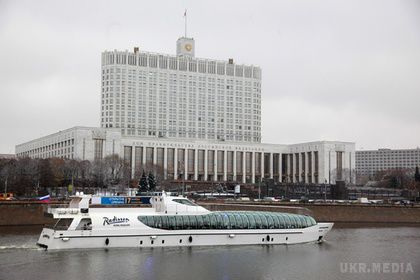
[16,126,355,184]
[101,37,262,142]
[0,154,16,159]
[356,148,420,178]
[16,37,356,185]
[15,127,121,161]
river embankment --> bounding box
[1,201,420,226]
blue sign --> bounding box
[101,197,126,205]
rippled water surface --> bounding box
[0,225,419,280]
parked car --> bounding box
[262,197,279,202]
[299,196,309,203]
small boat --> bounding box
[37,192,333,250]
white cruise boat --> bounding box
[37,192,333,250]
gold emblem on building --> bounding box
[184,43,192,51]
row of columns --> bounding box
[283,152,319,184]
[127,145,321,184]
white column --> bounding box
[286,154,291,183]
[174,148,178,180]
[131,145,135,179]
[163,147,168,180]
[298,152,303,182]
[184,149,188,181]
[194,149,198,181]
[311,151,315,184]
[341,151,345,182]
[298,152,302,183]
[242,152,246,184]
[204,149,208,181]
[251,152,255,184]
[214,150,218,181]
[233,151,237,182]
[304,152,309,183]
[142,146,146,169]
[269,153,273,179]
[291,154,295,183]
[223,150,227,181]
[279,153,283,183]
[261,152,264,179]
[153,147,157,166]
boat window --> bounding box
[145,216,154,227]
[290,214,297,228]
[291,215,301,228]
[266,214,274,229]
[287,214,295,228]
[188,215,197,229]
[297,215,303,228]
[202,214,210,229]
[290,215,297,228]
[259,213,268,229]
[53,218,73,230]
[177,216,191,229]
[155,216,162,228]
[214,213,223,229]
[248,214,256,229]
[161,215,169,229]
[196,215,204,229]
[290,214,298,228]
[172,199,197,206]
[282,215,291,229]
[270,213,280,228]
[168,216,176,230]
[222,213,230,229]
[178,215,186,229]
[307,216,316,227]
[234,214,243,229]
[137,212,316,230]
[243,213,250,229]
[277,215,285,229]
[76,218,92,230]
[227,213,236,229]
[138,216,147,225]
[175,216,183,230]
[298,216,307,228]
[253,213,262,229]
[209,213,217,228]
[238,213,248,229]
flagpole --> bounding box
[184,9,187,37]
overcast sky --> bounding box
[1,0,420,154]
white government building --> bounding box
[356,148,420,178]
[16,37,355,185]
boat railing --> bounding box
[45,203,69,209]
[45,225,73,231]
[48,207,80,215]
[165,204,208,214]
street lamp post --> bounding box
[4,177,7,194]
[324,179,327,202]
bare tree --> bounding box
[103,154,131,186]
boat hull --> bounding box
[37,223,333,250]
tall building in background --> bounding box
[101,37,262,142]
[16,37,355,185]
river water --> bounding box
[0,225,419,280]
